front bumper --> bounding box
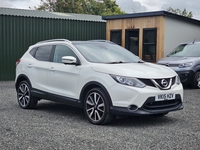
[110,94,183,116]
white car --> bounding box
[15,39,183,125]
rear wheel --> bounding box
[84,88,114,125]
[192,72,200,89]
[17,81,38,109]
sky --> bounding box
[1,0,200,20]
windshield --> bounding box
[73,42,142,63]
[168,44,200,57]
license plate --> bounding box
[155,93,175,101]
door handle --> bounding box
[27,64,32,68]
[50,67,55,72]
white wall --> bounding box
[164,17,200,56]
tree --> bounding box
[35,0,125,16]
[167,7,193,18]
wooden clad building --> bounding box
[103,11,200,62]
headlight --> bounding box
[179,62,193,68]
[110,75,146,88]
[176,75,181,85]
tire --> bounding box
[84,88,114,125]
[17,80,38,109]
[192,72,200,89]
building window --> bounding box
[125,29,139,56]
[110,30,122,45]
[142,28,157,62]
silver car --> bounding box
[157,42,200,88]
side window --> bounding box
[53,45,78,63]
[29,47,37,57]
[35,45,53,61]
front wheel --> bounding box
[17,81,38,109]
[192,72,200,89]
[84,88,114,125]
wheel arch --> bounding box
[15,74,32,91]
[194,69,200,74]
[79,81,113,107]
[193,63,200,73]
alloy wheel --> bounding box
[85,92,105,122]
[18,82,30,108]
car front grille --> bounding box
[141,95,182,112]
[139,78,155,87]
[139,76,176,90]
[158,63,179,67]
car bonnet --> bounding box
[91,62,176,79]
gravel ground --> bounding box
[0,81,200,150]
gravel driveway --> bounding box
[0,81,200,150]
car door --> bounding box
[47,44,81,99]
[28,45,53,92]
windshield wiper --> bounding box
[107,61,124,64]
[137,60,145,63]
[107,61,144,64]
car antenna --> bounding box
[192,38,196,44]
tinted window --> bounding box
[35,46,53,61]
[53,45,77,63]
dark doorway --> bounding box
[125,29,139,56]
[142,28,157,62]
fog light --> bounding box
[128,105,138,111]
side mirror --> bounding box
[62,56,77,65]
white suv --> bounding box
[15,39,183,125]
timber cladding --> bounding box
[105,16,165,62]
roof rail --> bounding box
[88,40,116,44]
[37,39,71,44]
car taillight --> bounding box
[16,59,21,66]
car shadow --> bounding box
[33,100,182,127]
[35,100,86,121]
[182,84,195,90]
[110,115,181,127]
